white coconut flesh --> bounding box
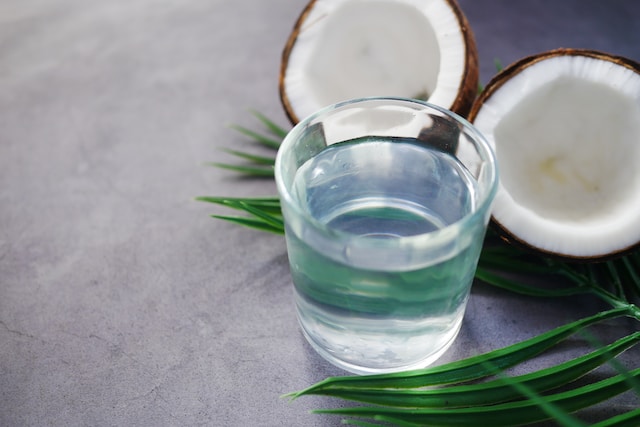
[472,54,640,259]
[282,0,471,122]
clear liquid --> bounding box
[287,137,483,374]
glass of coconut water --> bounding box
[275,97,498,374]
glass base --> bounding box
[298,312,464,375]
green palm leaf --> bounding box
[227,124,282,150]
[248,109,288,138]
[314,368,640,426]
[207,162,274,177]
[296,332,640,408]
[219,148,276,165]
[197,196,284,234]
[210,214,284,234]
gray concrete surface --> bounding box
[1,0,639,425]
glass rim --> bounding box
[274,96,499,248]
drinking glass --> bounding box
[275,97,498,374]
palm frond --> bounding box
[248,109,288,138]
[211,214,284,234]
[220,148,276,165]
[227,124,282,150]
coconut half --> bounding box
[469,48,640,261]
[279,0,478,124]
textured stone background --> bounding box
[1,0,639,425]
